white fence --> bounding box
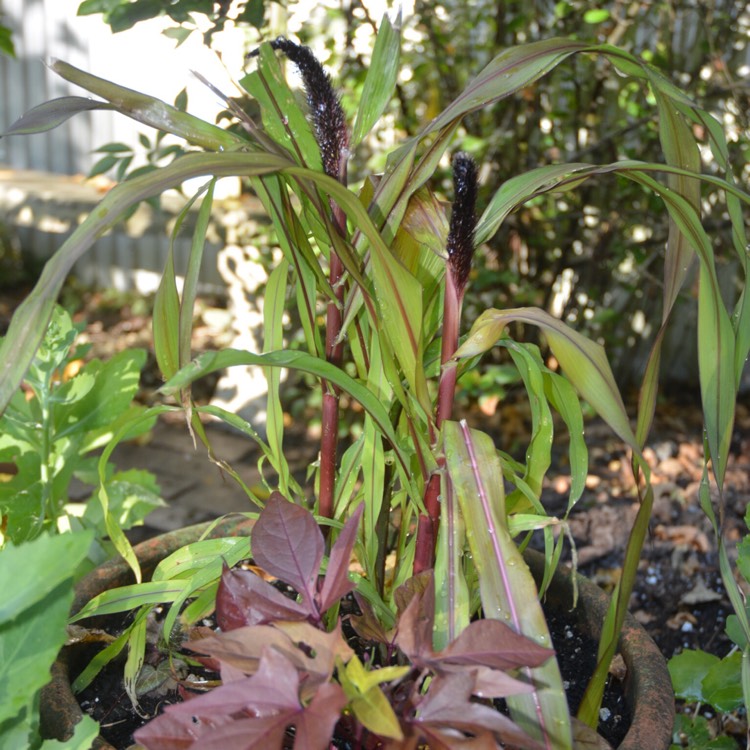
[0,0,252,176]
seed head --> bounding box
[446,153,478,296]
[249,37,349,181]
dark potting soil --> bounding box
[545,608,630,747]
[74,600,629,750]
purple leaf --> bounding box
[293,682,348,750]
[216,565,309,629]
[136,648,348,750]
[135,648,300,750]
[415,673,544,750]
[274,620,354,696]
[162,646,301,718]
[187,625,306,676]
[436,619,553,671]
[252,492,324,614]
[394,573,435,661]
[134,711,233,750]
[191,715,294,750]
[318,503,364,612]
[350,592,390,644]
[415,726,498,749]
[188,621,352,688]
[461,665,536,699]
[393,569,434,618]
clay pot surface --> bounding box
[41,525,673,750]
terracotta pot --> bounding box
[40,526,673,750]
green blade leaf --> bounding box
[161,349,416,498]
[263,258,291,494]
[361,338,387,581]
[475,163,592,246]
[1,96,114,136]
[49,59,243,151]
[426,38,591,135]
[351,13,401,147]
[180,180,215,370]
[152,238,181,381]
[69,580,188,622]
[697,267,736,486]
[240,45,321,169]
[0,150,293,417]
[444,421,571,750]
[279,167,430,411]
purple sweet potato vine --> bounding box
[135,495,551,750]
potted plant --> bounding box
[2,9,748,749]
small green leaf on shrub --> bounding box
[95,142,132,153]
[0,26,15,58]
[702,651,743,712]
[174,87,188,112]
[163,26,193,46]
[726,612,749,648]
[237,0,265,29]
[583,9,610,23]
[88,154,120,178]
[669,649,718,702]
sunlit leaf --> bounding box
[340,655,405,740]
[49,59,242,151]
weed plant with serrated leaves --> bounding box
[2,11,750,750]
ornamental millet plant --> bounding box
[2,13,750,750]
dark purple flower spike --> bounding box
[446,152,478,300]
[248,37,349,181]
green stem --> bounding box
[37,376,54,537]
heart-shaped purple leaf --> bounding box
[251,492,324,614]
[216,565,310,629]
